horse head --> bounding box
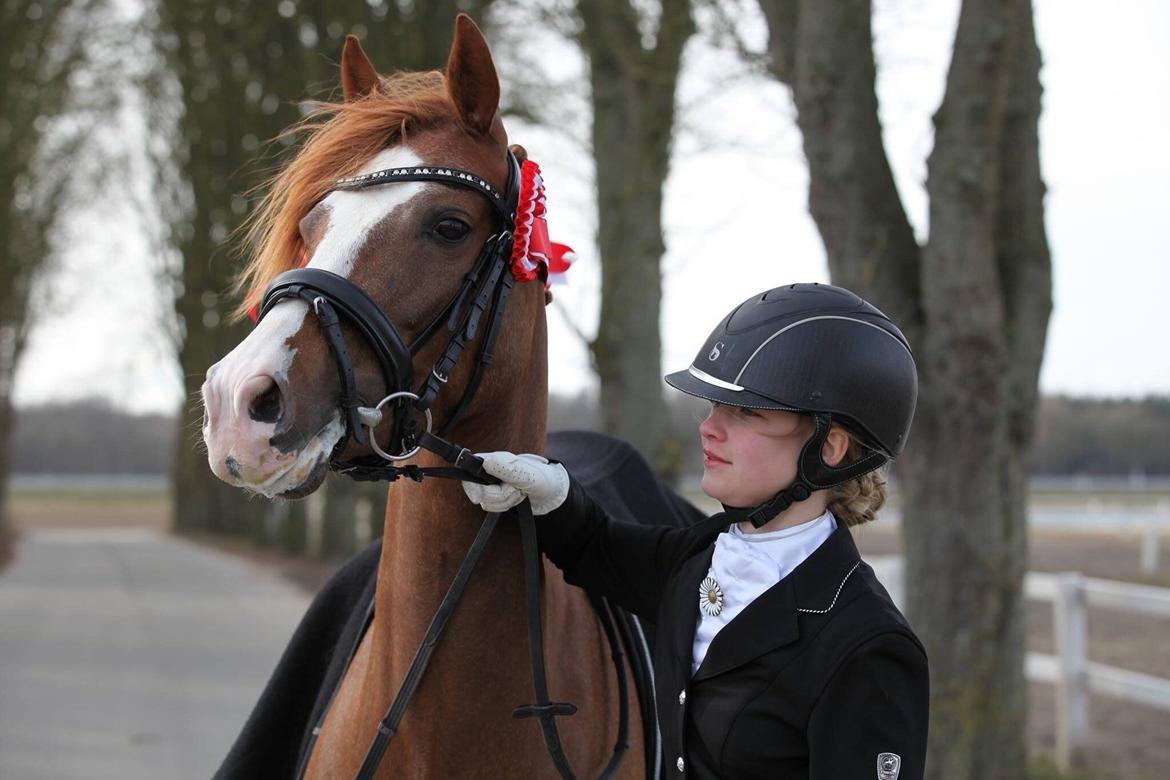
[201,16,547,499]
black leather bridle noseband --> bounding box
[259,152,631,780]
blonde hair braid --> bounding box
[826,436,888,527]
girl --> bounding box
[463,283,928,779]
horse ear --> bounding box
[341,35,381,102]
[445,14,500,135]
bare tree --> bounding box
[0,0,119,551]
[574,0,695,473]
[755,0,1050,776]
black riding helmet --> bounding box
[665,283,918,527]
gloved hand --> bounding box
[461,451,570,516]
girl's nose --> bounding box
[699,407,725,441]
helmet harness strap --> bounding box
[741,413,890,529]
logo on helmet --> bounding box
[708,342,724,361]
[876,752,901,780]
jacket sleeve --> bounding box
[806,631,930,780]
[536,476,708,620]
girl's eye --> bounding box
[737,407,759,418]
[432,218,471,243]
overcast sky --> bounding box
[12,0,1169,414]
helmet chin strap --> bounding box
[722,413,889,529]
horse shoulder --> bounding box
[302,628,377,780]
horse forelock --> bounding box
[234,70,466,320]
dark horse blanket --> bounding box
[215,431,704,779]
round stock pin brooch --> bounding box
[698,576,724,617]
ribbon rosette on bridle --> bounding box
[510,159,574,288]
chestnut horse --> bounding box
[200,16,643,780]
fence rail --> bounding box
[869,558,1170,772]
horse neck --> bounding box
[365,298,548,706]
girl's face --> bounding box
[698,403,811,508]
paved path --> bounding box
[0,529,310,780]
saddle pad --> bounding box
[549,430,706,779]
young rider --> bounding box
[463,283,929,779]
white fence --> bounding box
[870,558,1170,773]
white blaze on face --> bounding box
[202,146,428,495]
[308,146,425,277]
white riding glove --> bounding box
[461,451,570,516]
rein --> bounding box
[353,492,630,780]
[257,152,629,780]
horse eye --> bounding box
[432,217,471,243]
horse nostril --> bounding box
[248,378,284,424]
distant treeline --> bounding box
[11,399,178,475]
[1031,395,1170,475]
[8,394,1170,476]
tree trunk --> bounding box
[0,307,24,557]
[758,0,1051,776]
[0,0,112,553]
[0,389,14,563]
[760,0,923,338]
[577,0,694,473]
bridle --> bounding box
[257,151,630,780]
[257,155,522,477]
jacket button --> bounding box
[676,756,685,772]
[678,689,686,705]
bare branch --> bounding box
[551,297,599,373]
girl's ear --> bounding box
[822,426,851,467]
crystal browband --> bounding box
[333,165,507,217]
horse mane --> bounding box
[232,70,454,319]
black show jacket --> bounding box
[538,479,929,780]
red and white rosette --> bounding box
[510,159,575,288]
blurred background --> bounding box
[0,0,1167,778]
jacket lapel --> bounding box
[671,544,716,672]
[692,576,799,681]
[690,519,863,682]
[666,512,737,671]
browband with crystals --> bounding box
[333,165,509,220]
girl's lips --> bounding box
[703,449,730,466]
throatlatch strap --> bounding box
[438,272,515,436]
[414,237,511,412]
